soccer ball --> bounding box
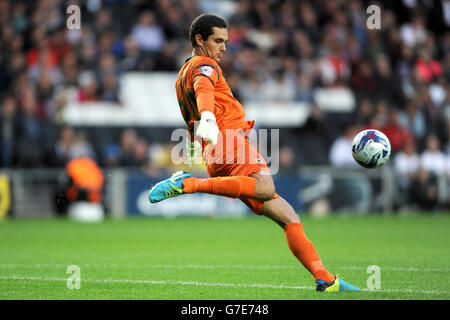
[351,129,391,169]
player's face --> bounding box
[201,27,228,63]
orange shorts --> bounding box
[203,129,279,215]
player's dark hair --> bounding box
[189,14,227,47]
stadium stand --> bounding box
[0,0,448,211]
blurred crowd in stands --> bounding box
[0,0,449,210]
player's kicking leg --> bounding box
[148,170,359,292]
[151,171,262,202]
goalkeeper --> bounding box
[149,14,359,292]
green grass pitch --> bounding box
[0,214,449,300]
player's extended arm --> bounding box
[193,76,219,145]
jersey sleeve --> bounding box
[194,76,215,114]
[191,58,221,114]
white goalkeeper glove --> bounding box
[195,111,219,145]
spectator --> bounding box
[354,98,373,126]
[279,145,296,173]
[36,70,56,119]
[396,42,415,83]
[226,73,243,102]
[133,138,150,168]
[228,0,251,27]
[350,59,375,97]
[381,108,415,154]
[240,75,264,103]
[373,53,405,106]
[0,96,17,167]
[367,100,389,129]
[154,41,179,71]
[28,46,63,86]
[444,120,450,187]
[100,72,120,103]
[429,76,447,108]
[15,88,44,166]
[54,125,75,166]
[318,34,350,86]
[443,84,450,122]
[120,36,142,72]
[400,13,427,48]
[295,72,314,103]
[103,143,121,167]
[262,70,296,102]
[98,52,118,78]
[416,85,444,136]
[409,166,439,210]
[415,49,443,84]
[329,124,360,168]
[131,11,165,54]
[160,7,188,40]
[119,128,138,166]
[93,8,114,36]
[77,71,99,102]
[79,39,98,71]
[297,2,320,43]
[70,131,97,161]
[420,134,447,177]
[394,138,420,195]
[397,99,427,145]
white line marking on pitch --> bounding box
[0,263,448,272]
[0,275,449,295]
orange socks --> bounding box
[182,176,256,199]
[284,222,334,283]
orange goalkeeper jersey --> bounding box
[175,55,254,138]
